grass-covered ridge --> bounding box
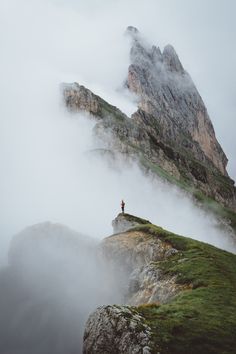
[127,219,236,354]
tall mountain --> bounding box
[63,27,236,227]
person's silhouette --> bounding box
[121,200,125,213]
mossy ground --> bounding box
[117,213,151,225]
[129,223,236,354]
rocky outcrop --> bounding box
[62,28,236,213]
[83,214,180,354]
[128,263,179,306]
[112,213,151,234]
[83,305,152,354]
[83,215,182,353]
[101,214,180,305]
[63,82,127,121]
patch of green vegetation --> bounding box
[98,98,127,121]
[119,213,151,225]
[130,223,236,354]
[140,155,190,190]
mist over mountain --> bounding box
[0,222,124,354]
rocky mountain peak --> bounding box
[126,28,228,177]
[63,28,236,213]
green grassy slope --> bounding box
[129,222,236,354]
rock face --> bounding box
[63,82,127,121]
[83,215,182,353]
[83,214,236,354]
[102,214,180,305]
[83,305,152,354]
[62,27,236,212]
[112,213,151,234]
[126,26,227,175]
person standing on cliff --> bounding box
[121,200,125,214]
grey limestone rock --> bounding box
[83,305,152,354]
[112,213,148,234]
[83,215,180,354]
[128,264,180,305]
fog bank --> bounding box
[0,222,124,354]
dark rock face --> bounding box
[62,28,236,211]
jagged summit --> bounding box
[126,27,184,74]
[127,28,228,175]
